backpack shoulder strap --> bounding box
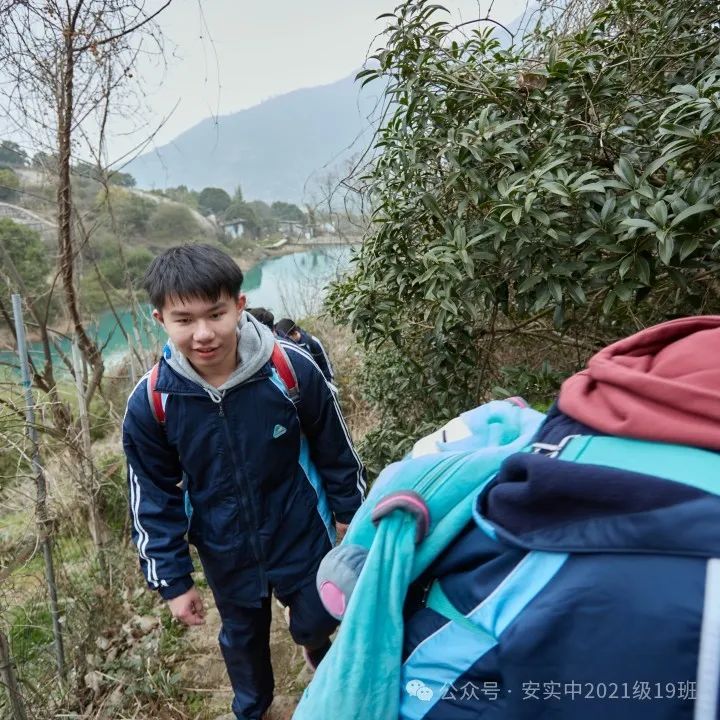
[146,362,166,425]
[271,341,300,405]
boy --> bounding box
[247,306,275,330]
[274,318,335,384]
[123,244,366,720]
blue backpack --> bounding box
[294,400,720,720]
[294,398,544,719]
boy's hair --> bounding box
[143,244,244,310]
[247,306,275,329]
[275,318,298,338]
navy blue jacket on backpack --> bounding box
[123,337,365,606]
[399,404,720,719]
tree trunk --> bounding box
[57,30,108,584]
[72,340,109,584]
[57,33,104,406]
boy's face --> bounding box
[154,292,246,381]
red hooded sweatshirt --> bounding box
[558,315,720,451]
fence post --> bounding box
[0,627,27,720]
[11,294,66,683]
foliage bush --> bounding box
[198,186,231,216]
[271,200,306,222]
[95,450,129,534]
[0,218,50,313]
[97,246,154,289]
[0,167,20,201]
[146,202,204,246]
[493,362,569,411]
[329,0,720,470]
[152,184,199,209]
[103,188,156,237]
[0,140,28,167]
[0,400,29,495]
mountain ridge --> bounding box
[126,73,379,204]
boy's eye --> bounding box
[211,312,225,319]
[177,318,191,324]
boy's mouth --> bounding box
[194,346,219,358]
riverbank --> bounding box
[0,238,360,351]
[234,234,359,272]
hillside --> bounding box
[126,74,381,204]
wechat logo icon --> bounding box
[406,679,434,702]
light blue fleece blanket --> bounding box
[293,400,545,720]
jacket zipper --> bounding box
[159,369,275,593]
[217,395,268,592]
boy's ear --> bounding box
[236,293,247,313]
[152,308,165,326]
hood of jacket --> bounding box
[558,315,720,451]
[162,310,275,399]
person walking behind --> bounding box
[274,318,335,385]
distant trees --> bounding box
[0,140,28,167]
[222,186,260,238]
[74,161,135,187]
[104,188,156,237]
[271,201,305,222]
[248,200,278,236]
[223,186,245,218]
[0,219,50,310]
[198,186,231,216]
[126,180,311,240]
[247,199,271,220]
[0,168,19,201]
[0,0,175,412]
[108,170,137,188]
[96,246,153,289]
[31,151,59,172]
[148,203,203,244]
[156,184,199,209]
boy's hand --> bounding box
[167,587,206,626]
[336,522,349,544]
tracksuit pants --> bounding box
[215,579,338,720]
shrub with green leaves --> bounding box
[0,167,20,201]
[146,202,204,246]
[329,0,720,470]
[0,218,50,312]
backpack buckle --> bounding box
[530,434,579,458]
[371,490,430,544]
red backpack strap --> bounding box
[146,362,166,425]
[271,342,300,405]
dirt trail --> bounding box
[177,593,308,720]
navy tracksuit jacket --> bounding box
[295,329,334,384]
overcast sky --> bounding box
[110,0,527,161]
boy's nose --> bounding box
[194,322,214,342]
